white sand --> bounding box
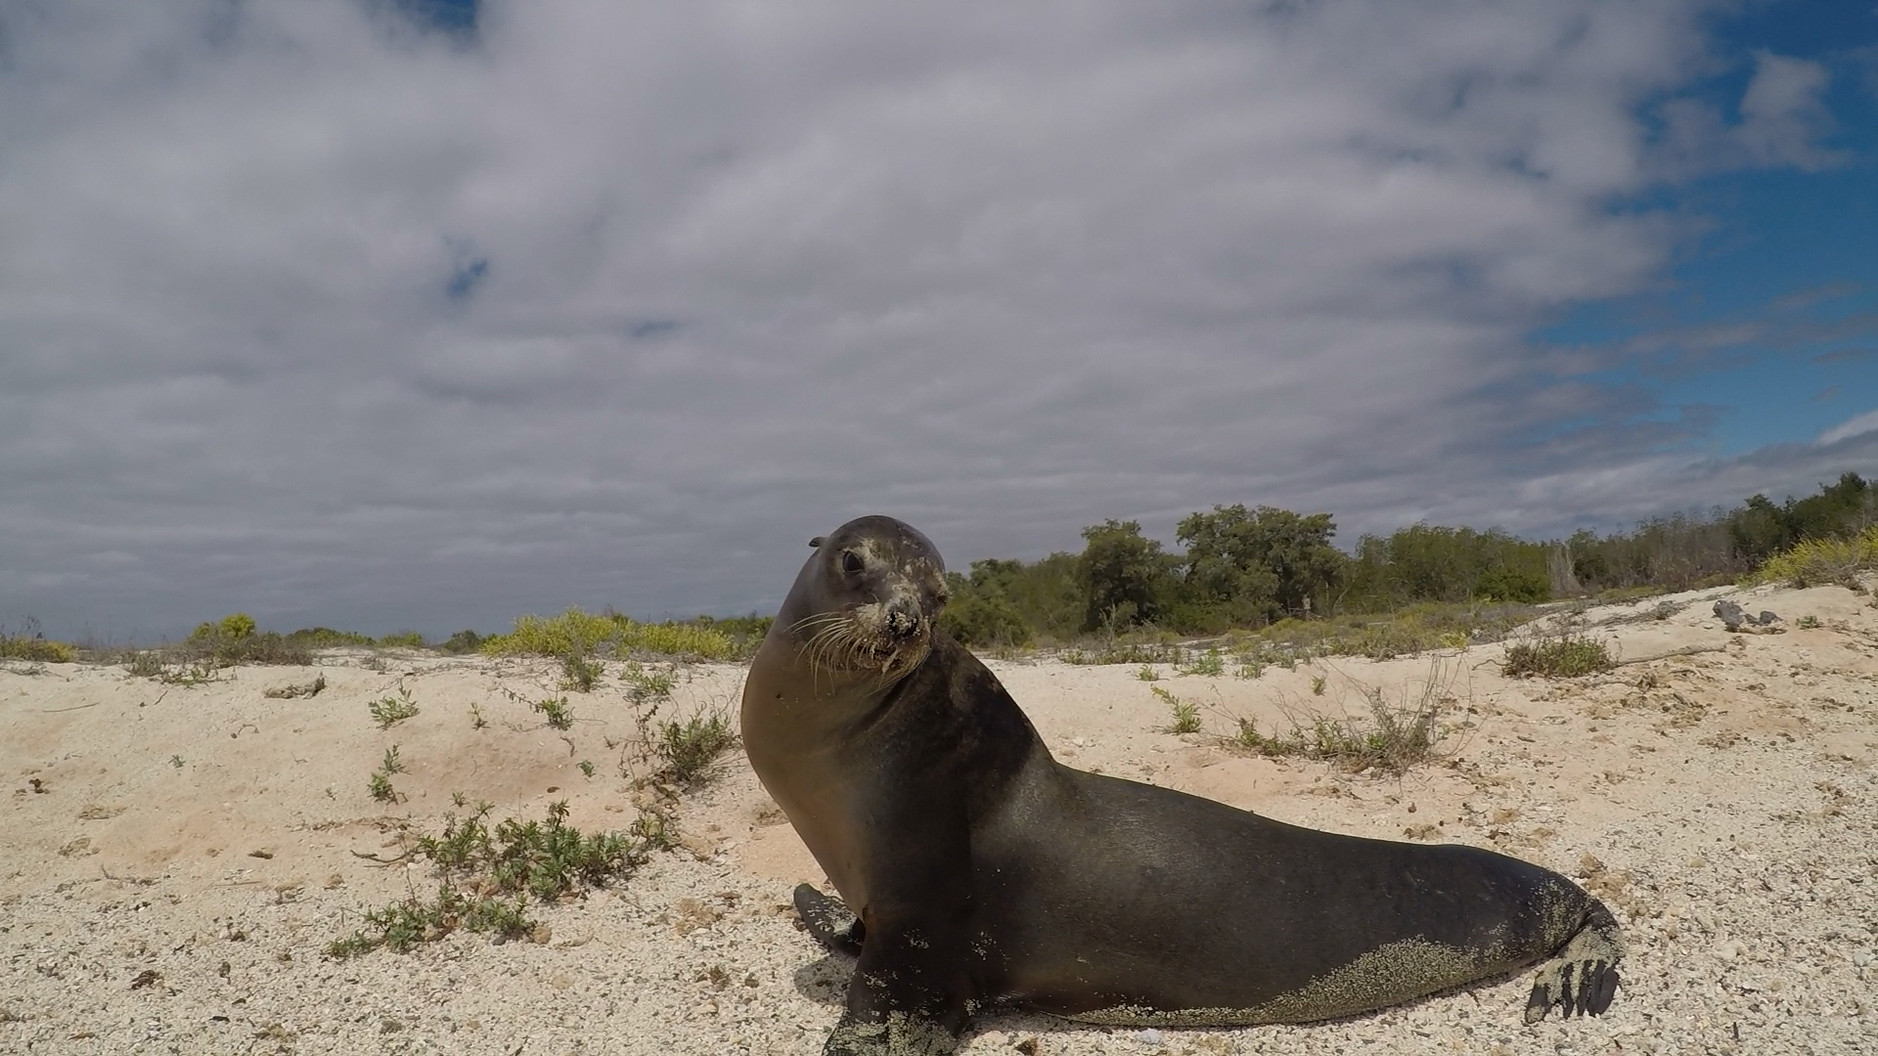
[4,582,1875,1054]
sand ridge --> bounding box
[3,582,1875,1054]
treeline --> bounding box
[940,471,1876,646]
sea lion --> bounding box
[741,515,1622,1055]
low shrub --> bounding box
[1502,634,1614,678]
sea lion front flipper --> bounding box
[795,883,866,956]
[823,758,976,1055]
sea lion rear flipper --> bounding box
[795,883,866,955]
[1524,902,1624,1023]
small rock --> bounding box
[1135,1027,1163,1046]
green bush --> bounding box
[284,627,377,648]
[439,630,485,654]
[655,710,739,787]
[1754,526,1878,588]
[938,590,1032,647]
[0,620,76,664]
[1502,635,1614,678]
[480,608,741,661]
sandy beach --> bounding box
[4,581,1875,1055]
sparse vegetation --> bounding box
[559,651,603,692]
[1153,686,1202,734]
[534,695,574,730]
[653,709,739,787]
[1135,665,1160,682]
[369,686,421,728]
[1063,638,1183,666]
[264,674,327,699]
[327,800,672,958]
[1232,665,1456,774]
[1182,648,1225,677]
[1502,634,1614,679]
[623,662,677,704]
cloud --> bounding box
[1651,48,1844,176]
[0,1,1858,639]
[1818,408,1878,447]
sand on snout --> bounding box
[3,582,1874,1054]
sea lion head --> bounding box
[776,515,950,681]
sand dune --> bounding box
[4,582,1874,1054]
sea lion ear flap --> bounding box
[809,536,825,549]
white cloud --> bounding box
[0,0,1858,638]
[1651,48,1842,175]
[1818,408,1878,447]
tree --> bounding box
[937,566,1033,647]
[1176,505,1343,625]
[1077,520,1168,631]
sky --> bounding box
[3,0,1876,643]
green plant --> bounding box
[1796,614,1821,630]
[1754,526,1878,588]
[192,613,256,641]
[1181,649,1225,677]
[377,631,425,649]
[1232,667,1455,774]
[653,709,739,787]
[439,630,485,654]
[559,651,603,693]
[1311,675,1327,696]
[327,801,672,958]
[534,696,574,730]
[623,662,677,704]
[126,652,165,678]
[179,615,315,668]
[367,746,405,803]
[367,770,396,803]
[159,658,221,685]
[578,760,596,779]
[264,674,327,700]
[0,619,76,664]
[469,703,488,730]
[1062,639,1182,666]
[1135,665,1160,682]
[283,626,376,648]
[369,686,421,728]
[479,608,743,661]
[1153,686,1202,735]
[1502,634,1614,678]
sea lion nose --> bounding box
[885,602,922,640]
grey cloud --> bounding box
[0,0,1862,641]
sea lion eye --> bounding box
[840,550,864,575]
